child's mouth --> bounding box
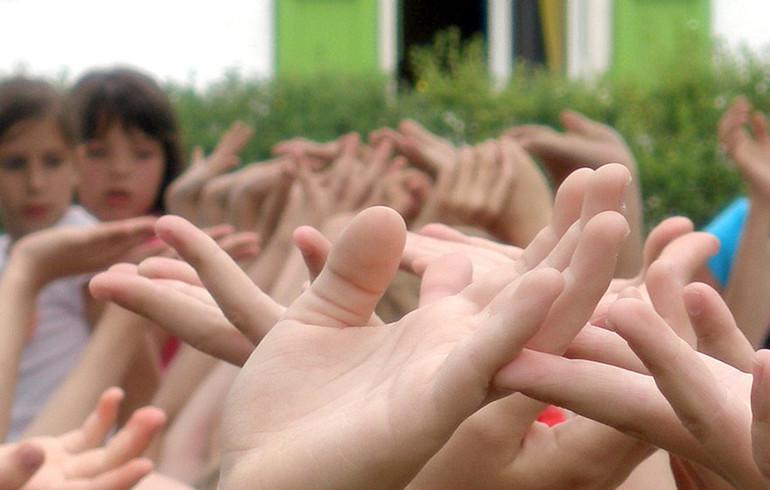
[24,205,48,218]
[105,190,131,205]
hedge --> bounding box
[166,33,770,232]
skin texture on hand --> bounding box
[91,162,649,489]
[716,96,770,348]
[0,387,165,490]
[495,267,769,490]
[718,96,770,200]
[371,120,553,247]
[506,110,644,277]
[0,218,158,440]
[164,121,252,223]
[406,165,642,490]
[118,168,627,488]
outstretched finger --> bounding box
[293,225,331,284]
[67,406,165,479]
[684,282,754,371]
[527,211,629,353]
[136,256,204,286]
[639,216,695,282]
[61,388,124,452]
[437,267,565,419]
[610,297,757,485]
[90,269,258,365]
[153,215,284,340]
[494,348,703,462]
[285,206,406,328]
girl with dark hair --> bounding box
[0,75,97,441]
[70,66,184,221]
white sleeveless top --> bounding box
[1,206,98,441]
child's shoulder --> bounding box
[0,233,9,269]
[57,205,99,227]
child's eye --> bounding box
[0,157,25,171]
[135,149,156,160]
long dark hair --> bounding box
[0,76,77,146]
[70,67,184,214]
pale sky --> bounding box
[712,0,770,53]
[0,0,767,88]
[0,0,273,87]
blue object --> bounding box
[702,197,749,288]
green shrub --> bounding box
[165,34,770,232]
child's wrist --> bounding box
[2,257,44,295]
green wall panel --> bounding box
[612,0,711,85]
[276,0,379,76]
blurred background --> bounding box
[3,0,770,230]
[0,0,767,88]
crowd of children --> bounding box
[0,64,769,489]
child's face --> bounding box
[78,123,165,221]
[0,116,78,239]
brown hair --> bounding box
[70,67,184,214]
[0,76,77,146]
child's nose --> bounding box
[25,166,45,190]
[109,153,133,175]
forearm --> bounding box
[0,264,40,441]
[245,210,302,291]
[116,336,162,426]
[724,196,770,348]
[22,305,148,437]
[198,193,230,228]
[228,188,262,233]
[164,170,210,223]
[150,343,218,424]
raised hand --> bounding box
[406,164,643,490]
[715,96,770,348]
[505,110,636,185]
[212,161,629,489]
[718,96,770,199]
[496,266,768,489]
[226,158,295,235]
[0,387,164,490]
[410,137,553,247]
[164,121,252,222]
[8,217,157,288]
[271,131,360,168]
[369,119,456,178]
[506,110,643,276]
[89,217,283,366]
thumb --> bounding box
[287,206,406,327]
[0,442,44,489]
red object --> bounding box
[160,335,181,368]
[536,405,566,426]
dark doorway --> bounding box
[399,0,486,83]
[513,0,546,65]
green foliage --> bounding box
[166,33,770,231]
